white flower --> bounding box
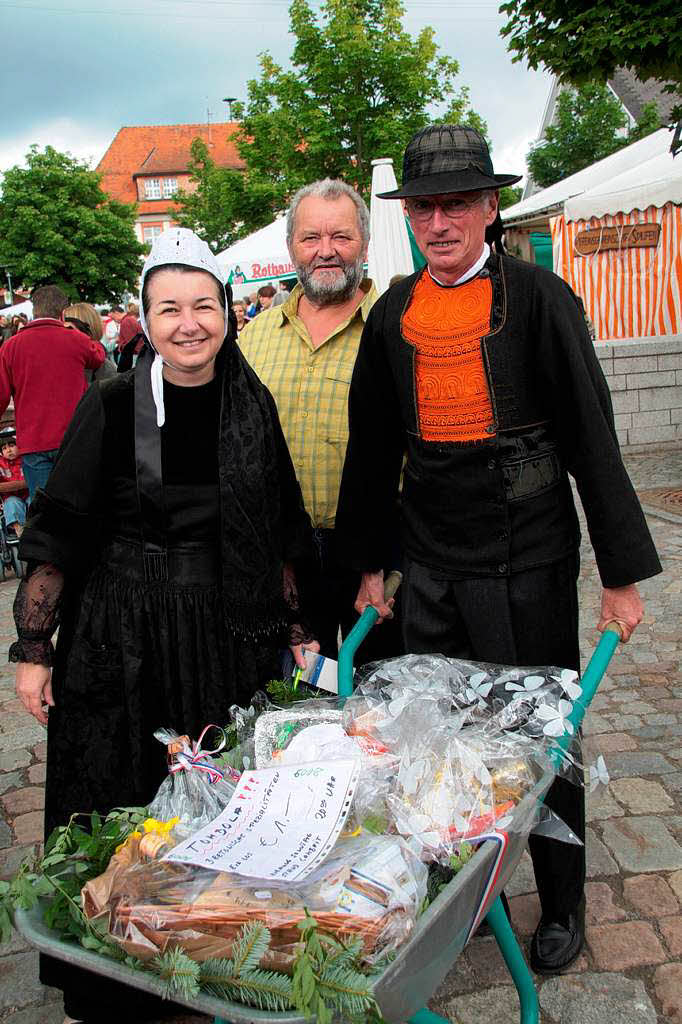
[589,755,610,792]
[506,674,548,702]
[506,674,546,694]
[551,669,583,700]
[464,672,493,707]
[535,699,574,737]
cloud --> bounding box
[2,1,552,193]
[0,118,114,175]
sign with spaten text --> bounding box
[574,223,661,257]
[164,759,360,880]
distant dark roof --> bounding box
[608,68,678,124]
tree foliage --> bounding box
[527,83,662,189]
[498,185,522,210]
[0,146,144,302]
[174,139,284,251]
[175,0,486,248]
[500,0,682,114]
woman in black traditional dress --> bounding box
[12,228,315,1023]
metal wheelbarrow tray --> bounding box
[14,618,621,1024]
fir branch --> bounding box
[198,956,236,996]
[151,947,200,1000]
[318,964,378,1015]
[230,920,270,974]
[228,969,295,1011]
[318,931,364,969]
[200,957,294,1011]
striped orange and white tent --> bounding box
[551,203,682,341]
[550,141,682,342]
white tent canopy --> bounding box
[564,146,682,222]
[367,158,414,294]
[502,128,674,225]
[216,216,295,295]
[1,299,32,319]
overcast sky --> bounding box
[2,0,552,184]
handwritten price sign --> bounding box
[164,759,360,880]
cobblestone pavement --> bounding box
[1,447,681,1024]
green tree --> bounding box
[0,146,144,303]
[627,100,662,144]
[174,138,285,251]
[499,185,522,210]
[175,0,486,247]
[527,83,661,189]
[500,0,682,114]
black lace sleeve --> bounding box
[8,563,65,666]
[283,562,315,648]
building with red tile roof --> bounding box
[96,122,245,244]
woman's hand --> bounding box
[15,662,54,725]
[289,639,320,670]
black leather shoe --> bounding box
[530,902,585,974]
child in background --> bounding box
[0,432,29,536]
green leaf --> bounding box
[0,904,13,945]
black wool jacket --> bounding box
[335,253,661,589]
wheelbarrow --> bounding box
[14,575,620,1024]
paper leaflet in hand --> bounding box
[298,649,341,694]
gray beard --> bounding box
[296,256,364,306]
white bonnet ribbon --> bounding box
[150,350,166,428]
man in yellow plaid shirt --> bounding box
[239,179,402,663]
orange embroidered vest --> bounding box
[401,271,495,443]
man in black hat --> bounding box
[335,125,661,973]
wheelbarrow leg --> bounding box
[408,897,539,1024]
[485,896,539,1024]
[409,1009,450,1023]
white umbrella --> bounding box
[368,158,414,294]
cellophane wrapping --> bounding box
[82,654,589,969]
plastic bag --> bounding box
[252,700,398,833]
[354,654,586,781]
[81,828,426,966]
[147,727,236,840]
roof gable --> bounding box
[96,122,245,204]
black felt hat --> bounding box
[378,125,522,199]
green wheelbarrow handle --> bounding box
[550,621,622,765]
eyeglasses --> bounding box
[405,195,484,222]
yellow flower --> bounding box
[142,817,180,835]
[115,829,142,854]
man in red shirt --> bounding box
[0,285,105,501]
[0,432,29,535]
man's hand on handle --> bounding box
[354,570,395,623]
[16,662,54,725]
[598,583,643,643]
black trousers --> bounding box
[299,528,405,665]
[402,553,585,922]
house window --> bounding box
[144,178,161,199]
[162,177,178,198]
[143,225,164,244]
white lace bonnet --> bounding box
[138,227,229,427]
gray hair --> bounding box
[286,179,370,249]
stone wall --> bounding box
[595,335,682,449]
